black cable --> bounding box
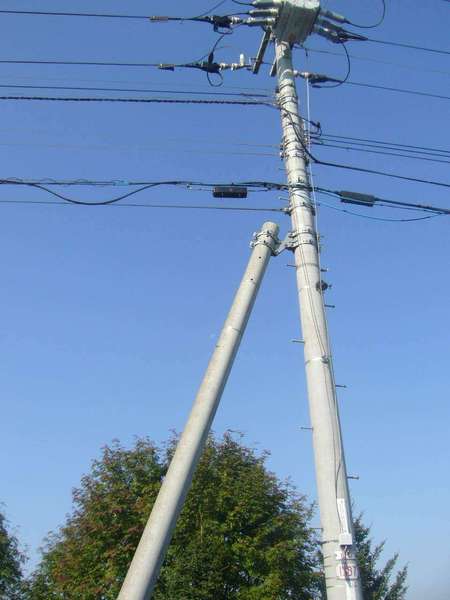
[346,0,386,29]
[280,108,450,189]
[318,198,441,222]
[0,95,272,107]
[312,133,450,159]
[312,140,450,166]
[0,9,151,19]
[0,58,162,67]
[344,80,450,102]
[307,74,450,101]
[365,37,450,56]
[0,199,284,213]
[314,41,351,89]
[3,178,449,216]
[0,83,270,99]
[303,46,450,77]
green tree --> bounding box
[354,515,408,600]
[28,434,320,600]
[0,509,26,600]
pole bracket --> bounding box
[250,228,281,255]
[272,230,299,255]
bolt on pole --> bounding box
[275,39,363,600]
[117,222,280,600]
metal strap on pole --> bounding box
[117,221,279,600]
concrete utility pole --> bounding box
[275,39,363,600]
[118,222,280,600]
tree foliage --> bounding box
[0,509,26,600]
[26,434,408,600]
[28,434,320,600]
[354,515,408,600]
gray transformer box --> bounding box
[274,0,320,45]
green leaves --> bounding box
[25,435,408,600]
[353,515,408,600]
[28,434,319,599]
[0,511,26,600]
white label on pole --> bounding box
[337,498,349,534]
[336,561,359,581]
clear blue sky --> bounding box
[0,1,448,598]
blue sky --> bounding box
[0,1,449,598]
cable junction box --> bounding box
[251,0,320,44]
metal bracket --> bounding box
[250,228,281,255]
[272,230,298,255]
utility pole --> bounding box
[118,222,280,600]
[275,39,363,600]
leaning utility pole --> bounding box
[118,222,280,600]
[275,38,363,600]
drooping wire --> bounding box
[310,40,351,89]
[317,197,442,222]
[346,0,386,29]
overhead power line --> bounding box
[312,133,450,158]
[0,83,271,99]
[282,108,450,189]
[0,199,284,213]
[0,95,272,107]
[0,59,161,67]
[0,9,159,20]
[1,179,449,216]
[303,47,450,77]
[344,80,450,101]
[364,37,450,56]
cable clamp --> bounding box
[272,231,299,255]
[305,355,330,366]
[250,229,281,255]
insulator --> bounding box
[245,17,277,26]
[249,8,279,17]
[320,9,347,24]
[252,0,281,7]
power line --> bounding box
[303,46,450,77]
[0,199,284,213]
[281,108,450,189]
[364,37,450,56]
[317,198,442,222]
[343,80,450,102]
[0,59,162,67]
[1,179,449,216]
[313,141,450,165]
[313,133,450,158]
[0,83,271,99]
[0,9,157,20]
[0,95,272,107]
